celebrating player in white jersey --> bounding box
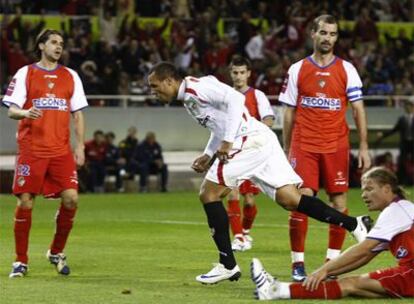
[252,166,414,300]
[147,62,372,285]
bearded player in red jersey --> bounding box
[227,55,275,251]
[3,29,88,277]
[279,15,371,282]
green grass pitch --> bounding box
[1,189,413,303]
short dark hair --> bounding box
[106,131,115,139]
[149,62,182,81]
[229,55,252,70]
[311,14,337,32]
[94,130,105,136]
[34,29,63,58]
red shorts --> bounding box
[369,265,414,297]
[13,152,78,198]
[288,145,349,193]
[239,180,260,195]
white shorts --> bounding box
[206,128,303,200]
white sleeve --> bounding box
[255,89,275,120]
[2,66,28,108]
[278,61,302,107]
[203,133,221,157]
[343,61,363,103]
[67,68,88,112]
[222,90,245,143]
[367,203,413,242]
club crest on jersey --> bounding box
[318,79,326,88]
[33,97,68,111]
[301,96,341,110]
[17,176,26,187]
[396,246,408,259]
[47,81,55,90]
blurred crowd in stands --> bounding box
[81,127,168,193]
[1,0,413,107]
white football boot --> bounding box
[196,263,241,284]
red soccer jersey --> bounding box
[243,87,274,121]
[3,64,88,158]
[279,56,363,153]
[367,199,414,267]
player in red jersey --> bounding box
[227,55,275,251]
[252,166,414,300]
[279,15,371,281]
[3,29,88,278]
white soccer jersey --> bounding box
[368,200,414,242]
[177,76,268,156]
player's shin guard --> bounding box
[50,204,77,254]
[242,205,257,231]
[289,281,342,299]
[14,207,32,264]
[203,201,237,269]
[296,195,357,231]
[327,208,348,259]
[227,199,243,236]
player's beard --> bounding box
[317,43,333,55]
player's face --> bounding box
[361,178,390,211]
[148,73,177,103]
[312,22,338,55]
[40,34,64,62]
[230,65,251,89]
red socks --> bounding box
[14,207,32,264]
[289,211,308,253]
[50,204,77,254]
[242,205,257,230]
[328,208,348,251]
[290,281,342,299]
[227,199,243,236]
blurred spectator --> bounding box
[133,132,168,192]
[374,151,396,173]
[376,100,414,185]
[119,126,139,177]
[85,130,107,193]
[104,132,125,192]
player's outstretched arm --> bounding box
[8,104,42,120]
[304,239,379,291]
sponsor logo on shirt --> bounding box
[315,71,330,76]
[33,97,68,111]
[396,246,408,259]
[300,96,341,110]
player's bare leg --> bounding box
[47,189,78,275]
[196,179,241,284]
[9,193,35,278]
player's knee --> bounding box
[17,193,34,209]
[337,276,359,296]
[275,185,301,211]
[61,192,79,209]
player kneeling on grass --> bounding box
[252,166,414,300]
[148,62,372,285]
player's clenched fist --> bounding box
[191,154,212,173]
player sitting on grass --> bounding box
[252,166,414,300]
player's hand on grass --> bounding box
[25,107,42,119]
[191,154,211,173]
[303,268,328,291]
[217,141,233,163]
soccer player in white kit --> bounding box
[147,62,372,285]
